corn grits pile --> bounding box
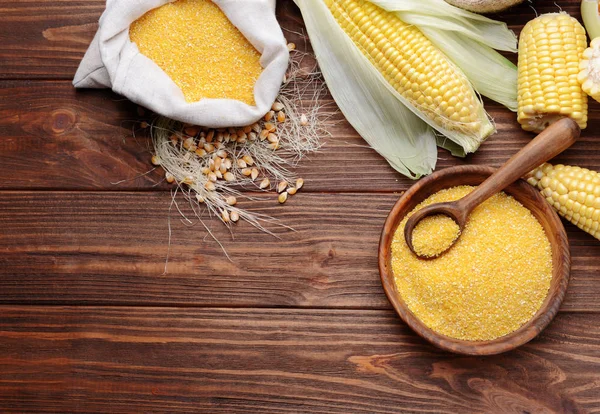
[411,215,460,258]
[391,186,553,341]
[129,0,263,104]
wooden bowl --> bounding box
[379,165,570,355]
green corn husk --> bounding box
[296,0,439,178]
[294,0,518,177]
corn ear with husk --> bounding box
[295,0,439,178]
[293,0,518,177]
[370,0,518,110]
[415,27,518,111]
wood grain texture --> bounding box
[0,0,599,193]
[2,81,600,192]
[1,306,599,413]
[2,0,600,411]
[0,1,101,79]
[0,0,584,80]
[0,191,598,310]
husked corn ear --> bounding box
[578,37,600,102]
[518,13,588,133]
[527,163,600,240]
[324,0,494,147]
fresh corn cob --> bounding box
[578,37,600,103]
[527,163,600,240]
[323,0,494,151]
[517,13,588,133]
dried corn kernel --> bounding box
[259,178,270,189]
[277,181,288,193]
[221,209,230,223]
[300,114,308,126]
[242,155,254,166]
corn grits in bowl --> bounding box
[378,165,570,355]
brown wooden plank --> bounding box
[0,306,599,413]
[0,81,159,190]
[0,0,584,79]
[0,1,101,79]
[1,0,599,192]
[2,80,600,192]
[0,191,598,310]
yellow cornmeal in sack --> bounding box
[391,186,553,341]
[129,0,263,104]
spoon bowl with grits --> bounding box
[379,118,577,355]
[404,118,581,259]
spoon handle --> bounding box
[458,117,581,213]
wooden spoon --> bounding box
[404,117,581,259]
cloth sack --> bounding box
[73,0,289,127]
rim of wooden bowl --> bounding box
[378,165,571,356]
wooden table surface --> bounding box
[1,0,600,412]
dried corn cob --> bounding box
[324,0,494,151]
[578,37,600,103]
[517,13,588,133]
[527,163,600,240]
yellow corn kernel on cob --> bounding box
[527,163,600,240]
[323,0,494,147]
[517,13,588,133]
[578,37,600,102]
